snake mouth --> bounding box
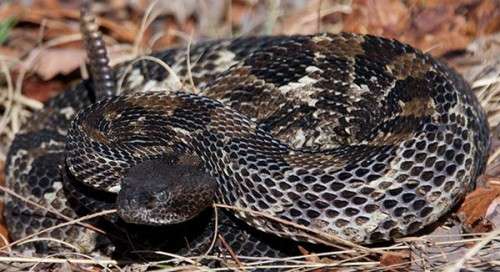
[115,158,217,226]
[116,192,189,225]
[116,188,215,225]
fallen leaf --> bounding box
[341,0,500,56]
[29,48,85,81]
[413,5,455,33]
[471,0,500,35]
[343,0,410,37]
[380,251,410,271]
[458,181,500,233]
[22,75,66,102]
[0,46,21,59]
[0,3,138,43]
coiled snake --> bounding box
[3,8,490,264]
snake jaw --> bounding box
[116,188,175,225]
[116,155,217,225]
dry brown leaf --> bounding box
[22,75,65,102]
[471,0,500,35]
[0,3,138,43]
[408,5,474,54]
[458,182,500,233]
[379,251,410,271]
[0,46,21,59]
[343,0,410,36]
[29,48,85,81]
[341,0,500,56]
[413,5,455,33]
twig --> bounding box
[215,204,386,254]
[29,251,121,272]
[214,203,384,254]
[263,0,280,35]
[132,0,161,57]
[217,234,244,271]
[0,61,14,137]
[0,256,120,266]
[203,205,219,256]
[0,184,107,236]
[185,31,197,92]
[316,0,323,33]
[138,250,198,265]
[116,55,183,94]
[16,237,80,252]
[443,226,500,272]
[0,209,116,251]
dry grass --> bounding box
[0,1,499,271]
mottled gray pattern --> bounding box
[5,33,490,261]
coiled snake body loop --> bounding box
[5,32,490,256]
[66,33,489,245]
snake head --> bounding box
[116,153,216,225]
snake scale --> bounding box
[3,16,490,266]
